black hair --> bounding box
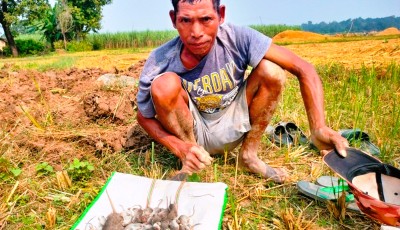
[171,0,221,21]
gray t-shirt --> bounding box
[137,23,271,118]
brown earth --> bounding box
[1,36,400,167]
[376,27,400,36]
[0,60,154,172]
[273,30,329,43]
[0,31,399,229]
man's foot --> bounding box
[265,164,288,184]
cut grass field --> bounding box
[0,36,400,229]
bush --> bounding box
[54,40,64,50]
[3,39,46,56]
[66,40,93,52]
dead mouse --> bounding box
[102,190,124,230]
[102,212,124,230]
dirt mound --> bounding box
[273,30,328,43]
[0,60,151,161]
[376,27,400,36]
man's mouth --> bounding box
[190,41,208,48]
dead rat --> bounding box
[129,207,143,223]
[169,218,180,230]
[102,213,124,230]
[102,190,124,230]
[167,203,178,220]
[123,223,144,230]
[177,205,199,230]
[140,207,153,223]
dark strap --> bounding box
[376,171,385,201]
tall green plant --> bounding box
[30,6,61,50]
[249,24,301,37]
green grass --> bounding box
[87,30,179,50]
[249,24,301,38]
[0,47,399,229]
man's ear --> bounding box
[169,10,177,29]
[218,5,226,24]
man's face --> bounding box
[170,0,225,59]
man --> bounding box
[136,0,348,183]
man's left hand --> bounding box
[310,126,349,157]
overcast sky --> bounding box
[49,0,400,33]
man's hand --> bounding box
[180,145,213,174]
[311,126,349,157]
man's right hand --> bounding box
[180,145,213,174]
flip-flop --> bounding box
[285,122,309,145]
[267,122,293,146]
[317,176,348,188]
[297,181,360,212]
[317,178,361,213]
[297,181,352,202]
[339,129,380,155]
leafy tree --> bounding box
[0,0,49,56]
[67,0,112,40]
[301,16,400,34]
[31,5,60,50]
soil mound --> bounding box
[376,27,400,36]
[0,60,152,159]
[273,30,328,43]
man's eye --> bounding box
[181,18,191,23]
[202,17,211,22]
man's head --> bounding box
[169,0,225,60]
[170,0,221,23]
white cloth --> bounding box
[72,172,228,230]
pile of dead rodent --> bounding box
[101,199,195,230]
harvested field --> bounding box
[0,30,399,229]
[286,37,400,68]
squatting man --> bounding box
[136,0,349,183]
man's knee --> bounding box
[252,60,286,87]
[151,72,183,101]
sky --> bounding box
[98,0,400,32]
[49,0,400,33]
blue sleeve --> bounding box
[231,24,272,68]
[136,52,158,118]
[136,37,182,118]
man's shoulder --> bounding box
[150,36,181,59]
[140,36,182,77]
[218,23,259,41]
[218,23,236,36]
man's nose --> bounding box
[191,22,204,38]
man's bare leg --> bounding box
[239,60,288,183]
[151,73,195,143]
[151,73,212,173]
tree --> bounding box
[57,1,73,49]
[32,5,60,50]
[0,0,49,56]
[67,0,112,40]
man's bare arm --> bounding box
[264,44,348,156]
[136,111,213,172]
